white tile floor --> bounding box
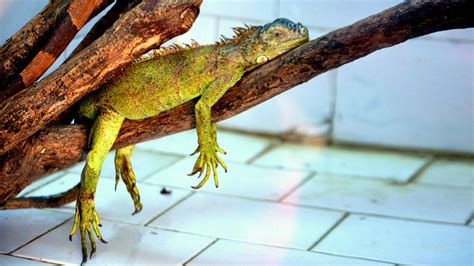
[1,130,473,265]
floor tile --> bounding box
[68,150,180,181]
[14,219,215,265]
[254,144,430,182]
[146,157,309,201]
[417,158,474,188]
[314,215,473,265]
[149,193,344,249]
[29,173,191,225]
[17,170,67,197]
[283,174,472,223]
[188,239,392,265]
[136,129,277,163]
[0,209,70,253]
[0,254,49,265]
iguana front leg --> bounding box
[189,71,243,189]
[69,109,125,263]
[114,145,143,215]
[190,123,226,156]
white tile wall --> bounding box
[334,38,474,153]
[279,0,402,32]
[200,0,278,22]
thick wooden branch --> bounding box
[0,0,114,102]
[1,0,473,204]
[0,0,203,156]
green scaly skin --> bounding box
[71,18,309,263]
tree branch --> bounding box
[0,0,71,95]
[1,0,473,204]
[68,0,143,60]
[0,0,114,102]
[0,0,203,156]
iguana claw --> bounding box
[188,144,227,189]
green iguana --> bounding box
[71,18,308,262]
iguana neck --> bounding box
[218,43,258,71]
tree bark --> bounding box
[0,0,114,102]
[67,0,143,60]
[1,0,473,205]
[0,0,203,156]
[0,0,71,96]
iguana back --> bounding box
[80,45,221,120]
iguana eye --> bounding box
[272,30,282,37]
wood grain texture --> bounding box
[1,0,473,205]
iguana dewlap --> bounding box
[71,18,308,263]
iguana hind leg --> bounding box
[114,145,143,215]
[69,109,125,263]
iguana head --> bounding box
[237,18,309,67]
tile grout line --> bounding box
[141,181,468,226]
[3,253,57,265]
[9,217,73,254]
[285,198,468,225]
[182,238,219,266]
[281,201,469,226]
[152,228,397,266]
[245,142,281,164]
[310,250,398,265]
[403,155,436,184]
[276,171,316,202]
[307,212,349,251]
[464,212,474,226]
[144,192,196,226]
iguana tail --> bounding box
[0,182,80,210]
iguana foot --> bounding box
[69,192,107,264]
[188,143,227,189]
[115,145,143,215]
